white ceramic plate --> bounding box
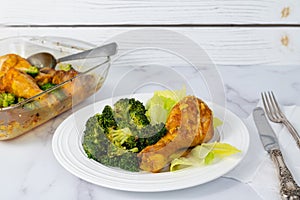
[52,93,249,192]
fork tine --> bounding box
[261,92,272,119]
[261,91,300,148]
[261,92,267,111]
[269,91,285,119]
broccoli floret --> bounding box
[82,98,167,172]
[0,93,16,107]
[113,98,149,128]
[107,127,132,146]
[99,105,117,134]
[18,97,25,103]
[107,127,139,152]
[113,98,131,126]
[82,114,110,160]
[39,82,66,100]
[128,98,150,127]
[107,122,167,152]
[58,63,73,71]
[136,123,167,150]
[116,152,139,172]
[82,113,140,172]
[26,66,39,77]
[40,83,57,90]
[98,151,139,172]
[50,88,67,101]
[40,83,65,100]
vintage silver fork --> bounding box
[261,91,300,149]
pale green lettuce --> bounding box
[170,142,241,172]
[213,117,223,128]
[146,87,186,124]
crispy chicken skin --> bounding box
[0,54,32,76]
[138,95,214,172]
[35,67,78,87]
[1,68,43,98]
[34,67,56,86]
[52,69,78,84]
[0,54,43,98]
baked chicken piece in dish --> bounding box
[138,95,214,172]
[0,53,32,76]
[0,54,78,100]
[0,54,43,98]
[1,67,43,98]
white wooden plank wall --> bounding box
[1,27,299,66]
[1,0,299,25]
[0,0,299,66]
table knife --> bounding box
[253,107,300,200]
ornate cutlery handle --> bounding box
[270,149,300,200]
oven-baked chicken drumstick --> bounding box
[138,95,214,172]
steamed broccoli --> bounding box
[82,114,109,160]
[108,98,166,152]
[58,63,73,71]
[107,127,139,152]
[137,123,167,150]
[17,97,25,103]
[26,66,39,77]
[82,113,140,172]
[39,82,66,101]
[127,98,150,127]
[113,98,149,128]
[97,151,139,172]
[82,98,167,172]
[99,105,117,134]
[0,93,16,107]
[106,123,167,153]
[40,83,56,90]
[50,88,67,101]
[0,92,37,109]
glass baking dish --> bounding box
[0,36,112,140]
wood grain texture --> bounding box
[0,0,299,25]
[0,27,299,66]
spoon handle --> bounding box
[58,42,117,62]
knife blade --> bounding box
[253,107,280,152]
[253,107,300,200]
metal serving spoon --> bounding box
[27,42,118,68]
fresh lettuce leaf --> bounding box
[213,117,223,128]
[151,87,186,102]
[146,87,186,124]
[204,152,215,165]
[207,143,241,158]
[170,142,241,172]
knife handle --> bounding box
[270,149,300,200]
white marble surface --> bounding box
[1,64,300,200]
